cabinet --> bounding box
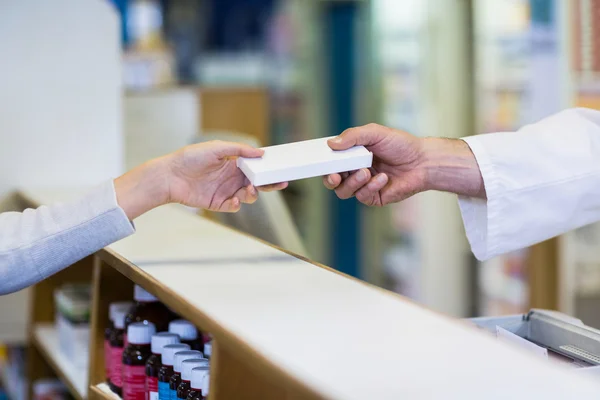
[15,188,600,399]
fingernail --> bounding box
[327,176,334,185]
[377,174,387,183]
[357,169,368,183]
[329,136,342,144]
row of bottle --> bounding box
[104,285,211,400]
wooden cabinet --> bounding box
[16,189,600,400]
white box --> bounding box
[237,136,373,186]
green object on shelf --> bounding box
[54,284,91,324]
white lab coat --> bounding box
[458,107,600,261]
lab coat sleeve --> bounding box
[458,107,600,261]
[0,181,135,295]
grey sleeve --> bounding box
[0,181,135,295]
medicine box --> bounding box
[54,284,91,368]
[236,136,373,186]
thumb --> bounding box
[327,124,386,151]
[212,141,264,159]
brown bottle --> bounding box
[169,350,202,400]
[177,359,209,399]
[146,333,179,400]
[168,320,204,352]
[108,308,128,396]
[122,322,156,400]
[186,366,210,400]
[124,286,173,346]
[158,344,190,400]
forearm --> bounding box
[420,137,486,199]
[114,155,170,220]
[0,182,134,295]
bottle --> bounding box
[185,367,209,400]
[146,333,179,400]
[106,302,133,383]
[202,342,212,360]
[158,344,190,400]
[201,370,210,400]
[122,322,156,400]
[177,359,209,400]
[168,320,203,352]
[169,350,203,400]
[108,307,129,396]
[124,285,174,345]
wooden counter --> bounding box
[17,188,600,399]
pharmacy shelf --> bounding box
[19,188,600,399]
[91,383,121,400]
[31,324,88,399]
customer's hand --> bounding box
[115,141,287,219]
[323,124,485,206]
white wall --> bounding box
[0,0,123,197]
[0,0,122,343]
[124,89,199,171]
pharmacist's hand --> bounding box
[115,141,288,219]
[323,124,426,207]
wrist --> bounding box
[114,156,171,220]
[419,137,486,198]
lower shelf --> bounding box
[31,324,88,399]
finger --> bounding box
[323,174,341,190]
[234,184,258,204]
[257,182,288,192]
[215,197,241,213]
[355,173,389,206]
[209,140,265,159]
[327,123,387,151]
[334,168,371,199]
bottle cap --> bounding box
[204,342,212,358]
[134,285,158,302]
[168,319,198,341]
[109,302,133,322]
[161,344,190,366]
[127,322,156,344]
[181,359,209,381]
[113,307,128,329]
[173,350,203,373]
[190,366,210,390]
[151,332,180,354]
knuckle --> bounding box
[356,191,369,204]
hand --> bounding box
[324,124,426,206]
[115,141,288,219]
[323,124,485,206]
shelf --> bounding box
[91,383,121,400]
[31,324,88,399]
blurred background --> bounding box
[1,0,600,397]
